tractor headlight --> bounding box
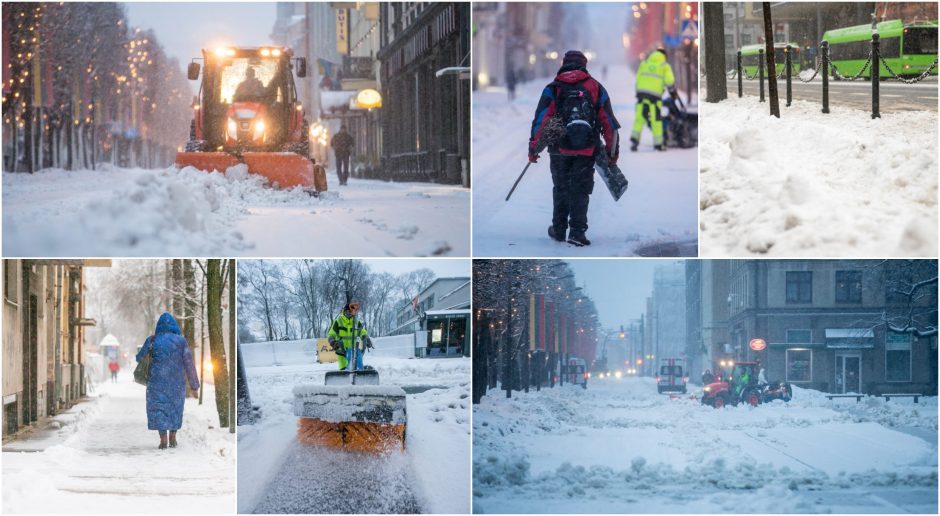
[253,119,266,141]
[227,118,237,139]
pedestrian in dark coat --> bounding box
[136,312,200,450]
[330,125,355,185]
[529,50,620,247]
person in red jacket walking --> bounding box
[108,360,120,383]
[529,50,620,247]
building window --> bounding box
[885,332,912,382]
[786,329,812,345]
[3,261,17,305]
[786,349,812,382]
[786,271,812,304]
[835,271,862,303]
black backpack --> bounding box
[554,81,597,151]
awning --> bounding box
[826,328,875,350]
[825,329,874,339]
[425,309,471,317]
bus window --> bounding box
[904,28,939,55]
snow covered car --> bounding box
[656,358,688,394]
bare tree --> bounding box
[703,2,727,103]
[206,259,230,428]
[762,2,780,117]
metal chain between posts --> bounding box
[879,56,939,84]
[829,50,873,81]
[795,54,822,83]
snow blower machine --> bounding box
[176,46,327,193]
[292,328,406,453]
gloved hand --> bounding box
[668,87,679,100]
[365,336,374,350]
[528,151,539,163]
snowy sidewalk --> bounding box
[472,64,698,256]
[2,164,469,257]
[700,96,937,256]
[473,377,937,513]
[237,354,470,514]
[2,375,236,514]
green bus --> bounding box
[740,43,801,76]
[823,19,938,79]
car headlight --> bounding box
[615,371,622,379]
[227,118,237,139]
[704,386,711,392]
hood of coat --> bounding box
[554,68,592,84]
[155,312,182,335]
[646,50,667,66]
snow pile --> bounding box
[473,377,937,513]
[238,354,470,513]
[472,64,698,256]
[3,163,469,256]
[700,97,937,256]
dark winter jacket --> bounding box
[331,131,355,157]
[136,312,200,431]
[529,67,620,159]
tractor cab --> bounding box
[177,46,326,192]
[187,47,306,152]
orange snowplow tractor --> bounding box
[297,418,405,453]
[242,152,316,190]
[175,152,241,173]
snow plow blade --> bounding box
[175,151,326,191]
[242,152,317,190]
[293,384,407,453]
[175,152,241,173]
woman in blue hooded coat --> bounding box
[136,312,200,449]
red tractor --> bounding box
[176,46,326,192]
[701,361,792,408]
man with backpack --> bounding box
[630,47,677,152]
[529,50,620,247]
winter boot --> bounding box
[654,144,665,152]
[547,226,565,242]
[567,232,591,247]
[630,138,639,152]
[169,431,178,448]
[158,431,168,450]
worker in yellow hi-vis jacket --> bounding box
[631,47,677,152]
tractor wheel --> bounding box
[745,390,760,407]
[713,393,728,409]
[184,139,208,152]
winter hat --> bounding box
[562,50,588,68]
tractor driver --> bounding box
[234,67,266,101]
[327,302,373,371]
[735,367,751,397]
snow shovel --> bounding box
[594,142,629,202]
[294,321,407,453]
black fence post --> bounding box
[821,40,830,114]
[758,48,765,102]
[737,50,743,98]
[785,44,793,107]
[523,351,530,393]
[503,339,512,398]
[871,33,881,119]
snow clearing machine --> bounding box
[176,46,327,193]
[293,324,406,453]
[701,361,792,408]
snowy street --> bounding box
[473,377,938,514]
[2,374,236,514]
[699,95,937,256]
[2,165,469,257]
[472,64,698,257]
[732,77,938,112]
[237,341,470,514]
